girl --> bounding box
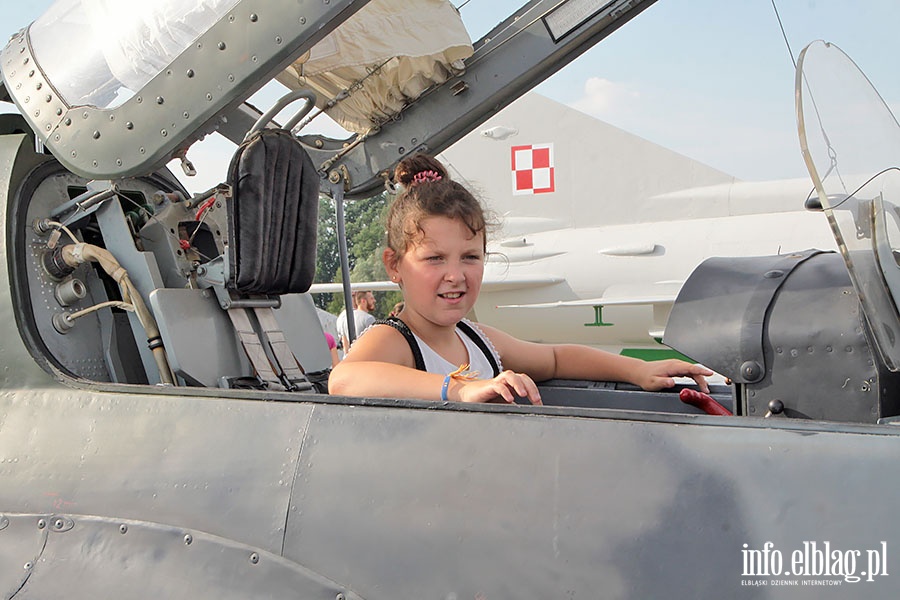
[328,154,712,405]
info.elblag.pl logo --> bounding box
[741,541,889,586]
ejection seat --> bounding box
[149,118,329,392]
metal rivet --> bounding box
[54,519,64,529]
[64,118,71,126]
[183,112,190,119]
[275,36,282,44]
[249,552,259,564]
[35,82,41,90]
[116,159,122,166]
[136,96,143,103]
[184,533,193,545]
[118,523,127,534]
[186,69,195,78]
[228,14,235,22]
[24,562,32,570]
[299,17,306,24]
[740,360,762,383]
[56,108,62,116]
[37,519,46,529]
[206,93,213,101]
[218,41,226,50]
[250,13,258,22]
[82,111,89,119]
[156,96,164,105]
[140,147,145,154]
[45,94,51,102]
[92,131,100,139]
[126,121,134,130]
[161,129,168,137]
[336,594,345,600]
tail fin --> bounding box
[439,92,736,237]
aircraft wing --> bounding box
[309,281,398,293]
[309,274,564,294]
[494,282,682,309]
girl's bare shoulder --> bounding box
[342,322,416,368]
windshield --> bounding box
[29,0,239,108]
[796,40,900,370]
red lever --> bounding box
[679,388,733,416]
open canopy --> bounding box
[22,0,471,132]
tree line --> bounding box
[314,192,403,318]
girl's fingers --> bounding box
[691,374,710,393]
[497,371,542,405]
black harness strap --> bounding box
[375,317,426,371]
[457,320,501,377]
[375,317,500,377]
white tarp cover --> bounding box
[276,0,474,134]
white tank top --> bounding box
[411,320,502,379]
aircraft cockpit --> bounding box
[3,0,690,405]
[3,1,900,426]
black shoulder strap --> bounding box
[457,321,501,377]
[374,317,426,371]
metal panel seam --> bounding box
[280,404,315,556]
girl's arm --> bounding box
[327,324,543,404]
[480,324,712,392]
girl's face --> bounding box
[385,216,485,329]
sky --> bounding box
[2,0,900,188]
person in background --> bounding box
[389,301,405,318]
[324,332,340,367]
[336,290,376,351]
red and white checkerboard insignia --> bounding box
[511,144,555,195]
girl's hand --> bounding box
[634,359,713,393]
[456,370,543,405]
